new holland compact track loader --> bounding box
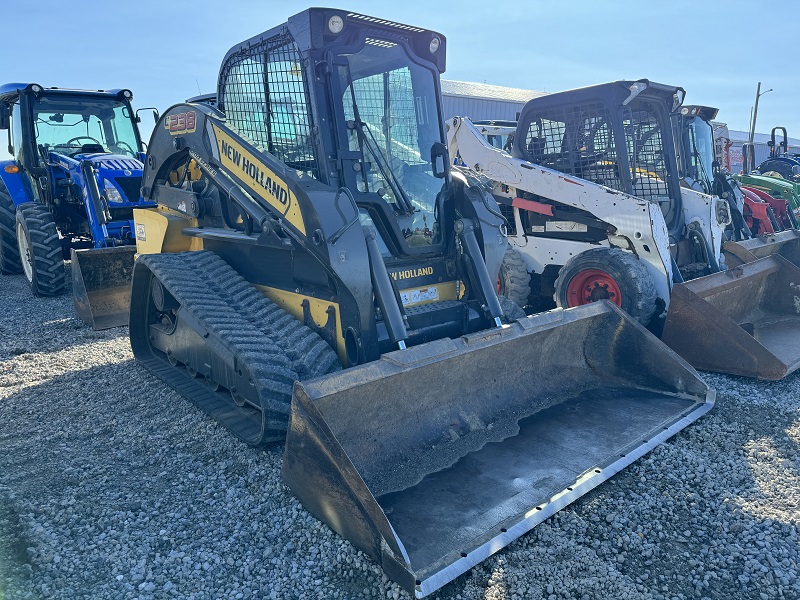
[129,12,713,596]
[448,80,800,379]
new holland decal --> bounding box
[212,124,306,234]
[390,266,434,281]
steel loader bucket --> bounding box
[283,302,713,598]
[722,230,800,268]
[662,255,800,380]
[71,247,137,330]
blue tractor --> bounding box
[755,126,800,181]
[0,83,157,328]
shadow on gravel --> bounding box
[0,495,35,598]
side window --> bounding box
[521,102,620,189]
[623,101,669,202]
[220,39,319,179]
[11,102,24,163]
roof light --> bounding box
[328,15,344,34]
[680,107,690,115]
[122,90,133,99]
[31,84,42,93]
[429,37,440,53]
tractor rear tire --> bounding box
[0,187,22,274]
[758,160,796,181]
[497,246,531,309]
[16,202,66,296]
[554,247,657,325]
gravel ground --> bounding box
[1,268,799,600]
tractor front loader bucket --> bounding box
[283,302,713,598]
[71,246,137,330]
[662,255,800,379]
[722,230,800,268]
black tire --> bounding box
[757,160,796,180]
[553,247,658,325]
[498,295,526,323]
[15,202,66,296]
[497,246,531,309]
[0,186,22,274]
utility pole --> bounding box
[749,82,773,146]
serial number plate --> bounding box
[400,286,439,306]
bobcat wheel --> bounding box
[554,247,657,325]
[498,295,526,322]
[497,246,531,309]
[0,186,22,274]
[16,202,66,296]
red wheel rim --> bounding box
[565,269,623,308]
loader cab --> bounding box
[217,10,451,259]
[513,79,685,235]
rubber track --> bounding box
[16,203,66,296]
[137,251,340,445]
[0,189,22,274]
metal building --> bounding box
[441,80,546,121]
[722,128,800,174]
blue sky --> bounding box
[1,0,798,158]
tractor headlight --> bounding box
[103,179,124,203]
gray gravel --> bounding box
[1,268,799,600]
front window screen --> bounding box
[32,96,139,158]
[339,39,444,247]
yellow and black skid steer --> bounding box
[129,9,713,596]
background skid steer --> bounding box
[448,80,800,379]
[674,105,800,273]
[130,10,714,596]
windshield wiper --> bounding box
[358,121,414,214]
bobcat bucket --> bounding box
[722,230,800,268]
[71,246,137,330]
[283,301,713,597]
[661,254,800,380]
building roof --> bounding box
[727,128,800,147]
[441,80,546,103]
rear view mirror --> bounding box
[136,107,160,124]
[431,141,448,179]
[0,104,9,130]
